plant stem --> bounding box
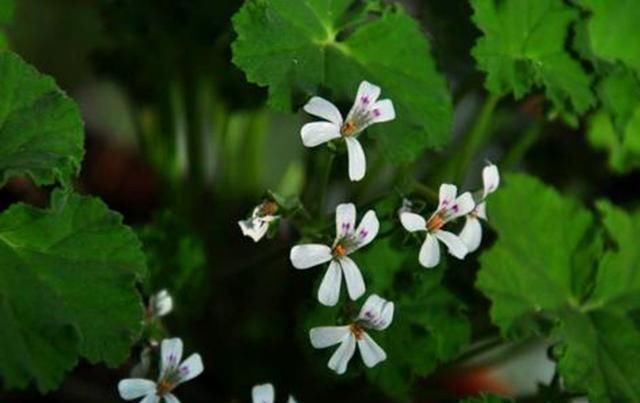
[502,121,541,169]
[317,150,335,215]
[412,181,439,202]
[455,93,501,182]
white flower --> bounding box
[300,81,396,181]
[252,383,297,403]
[400,184,475,268]
[239,200,280,242]
[459,163,500,253]
[290,203,379,306]
[309,294,394,374]
[148,289,173,319]
[118,338,204,403]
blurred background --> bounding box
[0,0,635,402]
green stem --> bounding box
[455,93,501,182]
[502,121,542,169]
[412,181,439,202]
[317,150,335,214]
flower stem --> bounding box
[412,181,439,202]
[317,150,335,215]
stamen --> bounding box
[341,121,357,137]
[156,379,174,396]
[426,212,445,232]
[333,243,347,257]
[349,323,365,340]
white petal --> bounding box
[150,289,173,317]
[141,395,160,403]
[369,99,395,123]
[176,353,204,384]
[290,244,332,269]
[438,184,458,210]
[449,192,475,218]
[303,96,344,126]
[339,257,365,301]
[476,201,487,220]
[358,294,394,330]
[309,326,351,348]
[239,219,269,242]
[354,81,381,106]
[162,394,180,403]
[335,203,356,238]
[434,230,468,259]
[345,137,366,182]
[419,233,440,268]
[357,333,387,368]
[318,260,343,306]
[287,396,298,403]
[482,163,500,197]
[252,383,275,403]
[161,338,183,374]
[400,212,426,232]
[118,379,157,400]
[328,335,356,375]
[300,122,341,147]
[351,210,379,250]
[459,215,483,253]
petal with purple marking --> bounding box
[369,99,395,123]
[352,210,379,250]
[335,203,356,238]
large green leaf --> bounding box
[477,174,640,401]
[232,0,453,163]
[575,0,640,74]
[0,190,146,392]
[0,51,84,187]
[471,0,594,115]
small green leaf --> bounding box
[0,190,146,392]
[232,0,453,163]
[471,0,594,115]
[477,174,640,401]
[0,51,84,187]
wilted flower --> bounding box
[459,163,500,252]
[400,184,475,268]
[252,383,297,403]
[309,294,394,374]
[300,81,395,181]
[239,200,280,242]
[118,338,203,403]
[290,203,379,306]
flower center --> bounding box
[156,378,175,396]
[260,201,278,216]
[340,120,357,137]
[426,212,445,232]
[332,243,347,257]
[349,323,365,340]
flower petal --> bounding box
[370,99,395,123]
[118,379,157,400]
[287,396,298,403]
[290,244,332,269]
[438,184,458,210]
[434,230,468,259]
[357,333,387,368]
[309,326,351,348]
[252,383,275,403]
[345,137,366,182]
[419,233,440,268]
[459,215,483,253]
[162,394,180,403]
[335,203,356,238]
[400,212,426,232]
[450,192,475,218]
[150,289,173,317]
[303,96,343,126]
[482,163,500,197]
[354,81,382,106]
[300,122,341,147]
[476,201,487,220]
[318,260,343,306]
[357,294,394,330]
[161,338,183,374]
[328,334,356,375]
[352,210,379,250]
[239,219,269,242]
[339,257,365,301]
[141,395,160,403]
[176,353,204,384]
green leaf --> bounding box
[477,173,640,401]
[0,51,84,187]
[575,0,640,74]
[232,0,453,163]
[0,190,146,392]
[0,0,13,25]
[471,0,594,115]
[357,238,470,401]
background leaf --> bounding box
[232,0,453,163]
